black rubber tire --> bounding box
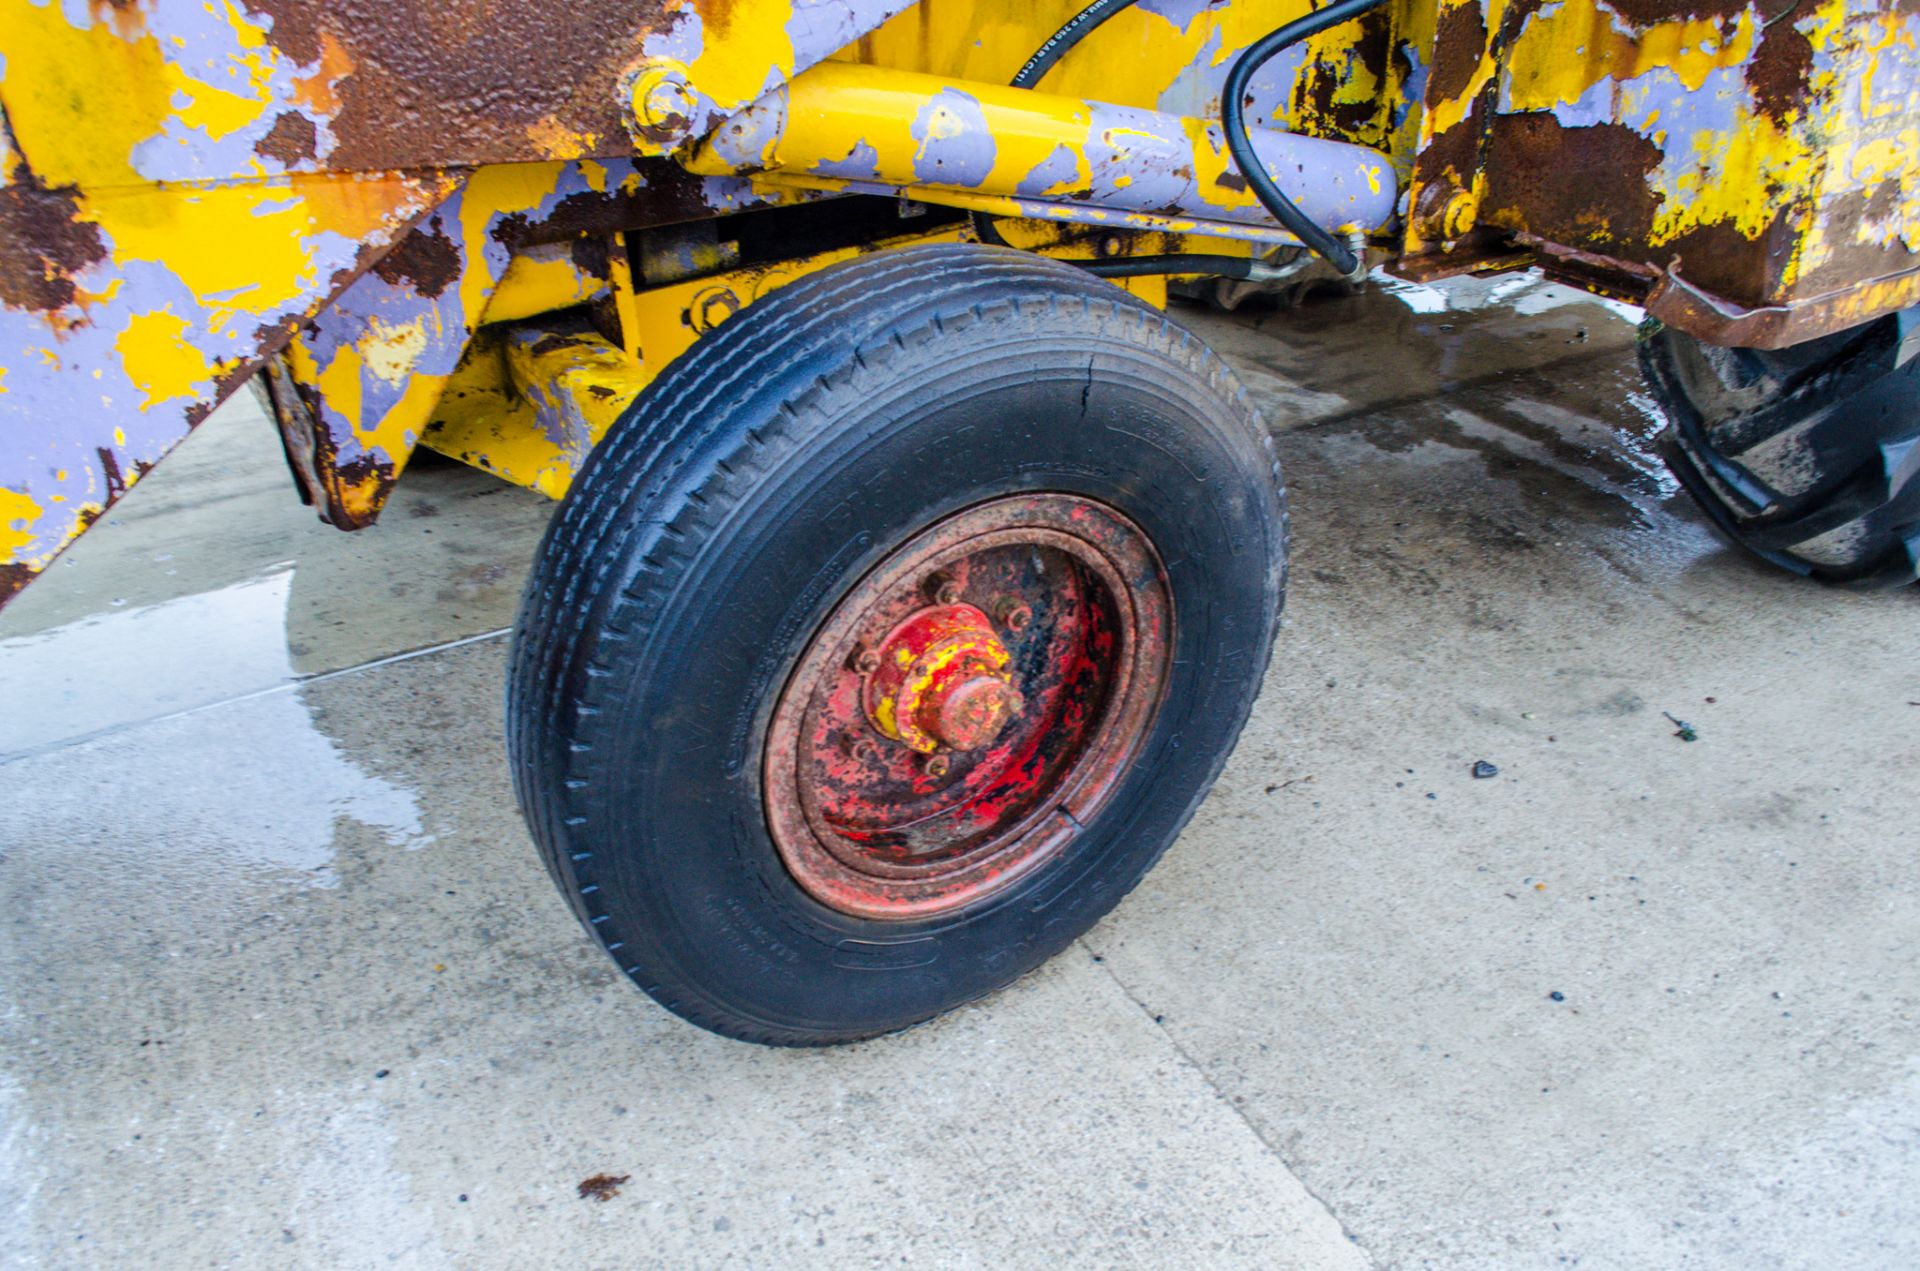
[1639,310,1920,588]
[507,243,1286,1045]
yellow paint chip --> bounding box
[1,488,46,564]
[115,308,211,409]
[360,316,430,387]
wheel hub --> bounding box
[763,494,1173,920]
[862,602,1026,754]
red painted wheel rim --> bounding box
[764,494,1173,920]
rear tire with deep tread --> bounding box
[1639,310,1920,588]
[507,243,1286,1045]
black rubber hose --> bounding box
[976,0,1143,247]
[1220,0,1391,278]
[1080,254,1274,279]
[1011,0,1142,89]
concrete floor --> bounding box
[2,271,1915,1269]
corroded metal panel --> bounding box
[0,0,912,602]
[269,159,780,529]
[0,107,451,601]
[1402,0,1920,344]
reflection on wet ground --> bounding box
[2,269,1915,1269]
[0,396,551,678]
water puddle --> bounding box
[0,566,300,756]
[0,565,426,884]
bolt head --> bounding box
[851,646,882,675]
[848,738,879,764]
[926,573,962,605]
[923,753,951,779]
[1442,190,1478,240]
[649,79,691,118]
[925,676,1024,751]
[997,600,1033,632]
[638,69,693,128]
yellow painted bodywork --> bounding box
[682,61,1393,243]
[847,0,1412,158]
[418,219,1172,499]
[4,0,1916,604]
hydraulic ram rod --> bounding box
[681,63,1396,243]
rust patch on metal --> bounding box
[1481,115,1665,248]
[1604,0,1776,24]
[0,562,31,604]
[1747,19,1814,123]
[96,446,129,503]
[1658,209,1795,306]
[1407,104,1486,242]
[1427,4,1490,107]
[240,0,672,168]
[1294,13,1393,142]
[283,368,399,530]
[569,232,613,280]
[255,111,318,166]
[0,161,107,313]
[1786,184,1920,299]
[372,220,462,298]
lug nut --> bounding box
[922,753,951,779]
[852,646,882,675]
[994,598,1033,632]
[848,737,879,763]
[926,572,962,606]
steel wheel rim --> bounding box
[764,493,1173,920]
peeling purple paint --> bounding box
[912,90,997,188]
[1137,0,1219,36]
[706,90,790,171]
[1086,102,1195,213]
[1154,34,1309,131]
[703,70,1396,237]
[814,138,883,180]
[0,147,443,575]
[640,0,921,151]
[1016,143,1084,197]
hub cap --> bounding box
[764,494,1173,920]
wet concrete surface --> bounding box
[2,271,1915,1268]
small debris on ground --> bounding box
[577,1173,630,1203]
[1471,760,1499,779]
[1548,991,1566,1002]
[1662,711,1698,742]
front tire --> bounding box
[508,244,1286,1044]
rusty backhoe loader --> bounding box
[2,0,1914,1041]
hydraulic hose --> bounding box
[1220,0,1391,279]
[1010,0,1142,89]
[1080,253,1292,280]
[976,0,1143,247]
[981,0,1391,280]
